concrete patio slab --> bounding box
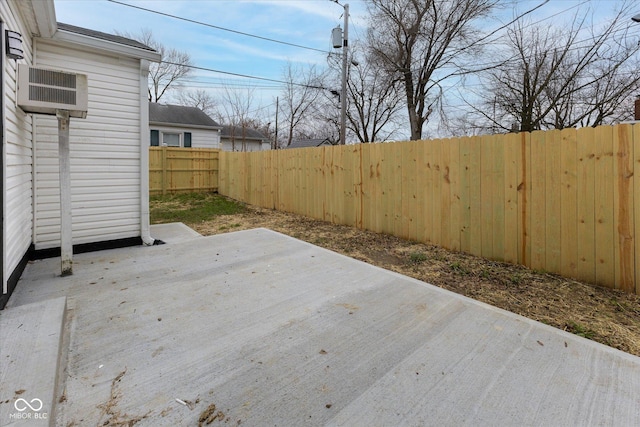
[0,297,67,426]
[150,222,202,244]
[4,228,640,426]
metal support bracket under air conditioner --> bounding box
[57,109,73,276]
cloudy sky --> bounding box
[54,0,369,110]
[54,0,640,135]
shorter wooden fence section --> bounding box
[149,147,219,195]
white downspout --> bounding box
[139,59,154,246]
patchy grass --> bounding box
[150,192,246,224]
[409,251,428,264]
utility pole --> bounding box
[332,2,349,145]
[274,96,279,150]
[340,3,349,145]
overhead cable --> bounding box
[107,0,329,53]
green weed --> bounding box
[409,252,428,264]
[567,321,595,339]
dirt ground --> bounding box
[179,203,640,357]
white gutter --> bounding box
[139,59,154,246]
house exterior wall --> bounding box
[2,0,35,293]
[221,139,265,152]
[32,40,143,249]
[150,124,220,149]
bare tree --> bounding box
[367,0,497,140]
[117,29,193,102]
[348,55,404,142]
[469,2,640,132]
[322,47,404,143]
[218,86,259,151]
[175,89,217,117]
[279,62,325,147]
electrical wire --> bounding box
[163,61,330,91]
[106,0,331,54]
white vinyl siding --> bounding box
[221,140,265,152]
[150,125,220,149]
[3,0,35,291]
[33,40,142,249]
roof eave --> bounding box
[51,29,161,62]
[150,121,222,131]
[32,0,57,38]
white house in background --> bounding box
[149,103,222,148]
[1,0,160,308]
[220,125,270,152]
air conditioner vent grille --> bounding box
[29,86,77,106]
[17,65,88,118]
[29,67,77,89]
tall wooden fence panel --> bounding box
[218,124,640,295]
[149,147,219,195]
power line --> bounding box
[164,60,330,91]
[106,0,330,54]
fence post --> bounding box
[161,146,167,196]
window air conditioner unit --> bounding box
[17,64,88,118]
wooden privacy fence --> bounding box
[149,147,219,195]
[219,124,640,295]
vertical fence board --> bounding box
[459,137,471,253]
[278,150,289,213]
[530,131,546,271]
[449,138,461,251]
[545,130,562,274]
[335,146,345,224]
[468,136,482,257]
[391,143,403,237]
[518,133,531,266]
[594,126,615,288]
[402,142,418,240]
[378,143,393,235]
[560,128,578,279]
[354,144,364,229]
[613,124,634,292]
[305,149,314,218]
[440,139,452,249]
[313,148,323,221]
[319,147,329,221]
[503,133,519,264]
[431,141,443,246]
[576,128,596,283]
[634,124,640,295]
[422,141,434,243]
[368,143,382,233]
[415,141,427,243]
[480,135,494,259]
[343,145,356,227]
[492,135,506,261]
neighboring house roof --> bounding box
[149,103,221,130]
[57,23,155,52]
[287,138,334,149]
[221,125,268,142]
